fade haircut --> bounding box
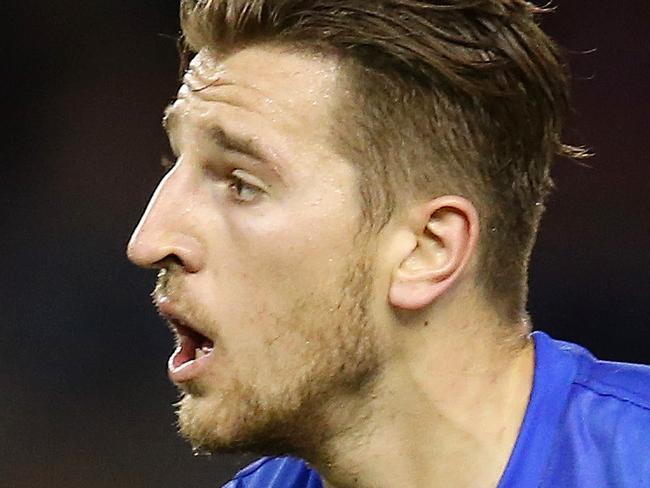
[179,0,586,320]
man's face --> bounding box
[127,46,382,453]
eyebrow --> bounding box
[162,104,284,181]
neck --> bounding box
[308,311,535,488]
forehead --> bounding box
[167,45,342,139]
[192,45,340,100]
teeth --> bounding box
[195,346,213,359]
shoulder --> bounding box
[569,344,650,451]
[543,335,650,486]
[560,336,650,411]
[222,456,322,488]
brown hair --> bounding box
[179,0,586,320]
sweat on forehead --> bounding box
[187,45,341,86]
[167,46,344,145]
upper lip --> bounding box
[154,297,212,343]
[155,297,215,378]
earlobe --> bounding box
[388,196,479,311]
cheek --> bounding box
[225,198,358,286]
[209,230,355,359]
[199,175,362,336]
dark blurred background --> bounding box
[2,1,648,487]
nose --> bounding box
[127,167,205,273]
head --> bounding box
[127,0,580,457]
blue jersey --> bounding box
[223,331,650,487]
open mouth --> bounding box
[167,319,214,383]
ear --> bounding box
[388,196,479,310]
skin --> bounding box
[127,44,535,488]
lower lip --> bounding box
[167,348,213,383]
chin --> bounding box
[176,386,252,451]
[175,384,294,455]
[172,257,381,456]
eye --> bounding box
[227,169,264,203]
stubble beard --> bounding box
[175,242,383,459]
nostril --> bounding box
[154,254,184,272]
[127,232,203,273]
[166,240,206,274]
[126,201,205,271]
